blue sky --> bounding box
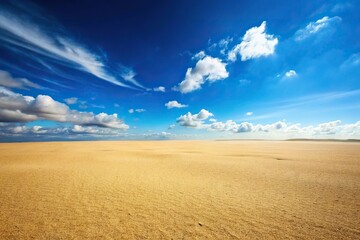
[0,0,359,141]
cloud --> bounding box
[64,97,78,105]
[284,70,297,78]
[128,108,146,113]
[176,111,360,139]
[165,100,188,109]
[341,53,360,69]
[142,131,172,140]
[120,67,146,89]
[168,124,176,129]
[0,6,143,89]
[153,86,165,92]
[0,70,42,89]
[295,16,342,41]
[192,51,206,60]
[176,109,213,128]
[175,56,229,93]
[0,87,129,129]
[228,21,278,62]
[246,112,253,116]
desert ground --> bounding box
[0,141,359,239]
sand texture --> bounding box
[0,141,359,239]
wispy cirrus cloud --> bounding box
[294,16,342,41]
[0,4,144,90]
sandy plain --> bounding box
[0,140,359,239]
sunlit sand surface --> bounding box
[0,141,359,239]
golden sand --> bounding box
[0,141,359,239]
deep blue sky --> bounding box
[0,0,359,141]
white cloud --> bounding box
[64,97,78,105]
[284,70,297,78]
[153,86,165,92]
[0,7,142,89]
[128,108,146,113]
[120,67,146,89]
[0,70,42,89]
[165,100,188,109]
[228,21,278,62]
[295,16,342,41]
[0,87,129,129]
[246,112,253,116]
[192,51,206,60]
[176,111,360,139]
[168,124,176,129]
[177,109,213,128]
[175,56,229,93]
[219,37,233,54]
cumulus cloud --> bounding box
[175,56,229,93]
[0,70,42,89]
[176,110,360,139]
[295,16,342,41]
[165,100,188,109]
[246,112,253,116]
[153,86,165,92]
[177,109,213,128]
[228,21,278,62]
[0,5,144,89]
[0,87,129,129]
[284,70,297,78]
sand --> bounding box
[0,140,359,239]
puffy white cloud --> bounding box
[246,112,253,116]
[175,109,360,138]
[177,112,360,139]
[285,70,297,78]
[153,86,165,92]
[295,16,342,41]
[0,70,42,89]
[165,100,188,109]
[177,109,213,128]
[0,87,129,129]
[228,21,278,62]
[176,56,229,93]
[64,97,78,105]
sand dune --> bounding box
[0,141,359,239]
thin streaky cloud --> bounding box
[0,8,143,90]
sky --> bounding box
[0,0,359,141]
